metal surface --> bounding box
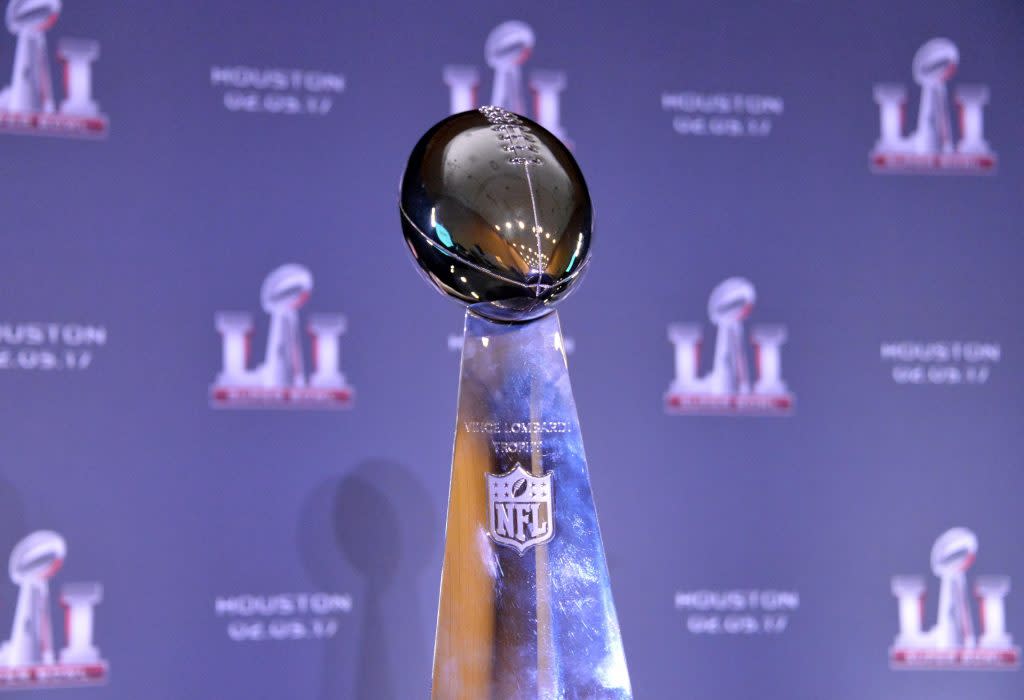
[432,310,631,699]
[400,106,592,321]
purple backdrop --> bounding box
[0,1,1021,698]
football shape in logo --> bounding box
[485,20,534,70]
[708,277,755,325]
[913,39,958,86]
[260,263,312,313]
[512,478,528,498]
[931,526,976,576]
[5,0,60,33]
[9,530,65,583]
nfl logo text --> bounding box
[0,0,107,138]
[210,264,354,409]
[665,277,793,415]
[871,38,995,174]
[890,527,1019,670]
[443,20,569,142]
[0,531,107,690]
[486,464,554,555]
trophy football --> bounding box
[400,106,632,698]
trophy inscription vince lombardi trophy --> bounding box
[400,107,631,698]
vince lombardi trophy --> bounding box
[400,106,631,698]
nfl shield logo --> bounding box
[486,463,555,555]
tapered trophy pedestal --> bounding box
[432,310,630,699]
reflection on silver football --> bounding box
[400,107,592,322]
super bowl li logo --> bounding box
[443,20,569,142]
[0,531,107,690]
[210,264,354,409]
[871,38,995,174]
[665,277,793,415]
[0,0,107,137]
[890,527,1019,670]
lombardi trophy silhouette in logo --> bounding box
[890,527,1020,669]
[210,264,354,409]
[0,0,107,137]
[0,531,65,668]
[443,20,569,142]
[911,39,957,156]
[665,277,793,415]
[259,264,310,389]
[0,531,108,688]
[706,278,754,396]
[2,0,59,114]
[486,21,530,115]
[871,38,995,173]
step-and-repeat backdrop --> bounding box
[0,1,1021,698]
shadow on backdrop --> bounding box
[299,458,437,700]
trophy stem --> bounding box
[432,311,631,699]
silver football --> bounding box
[399,107,592,322]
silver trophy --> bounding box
[400,107,631,698]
